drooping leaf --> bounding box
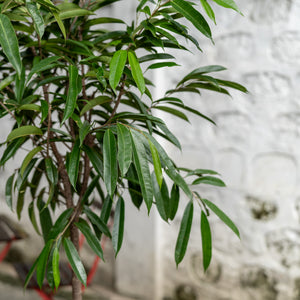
[130,130,153,212]
[109,50,127,92]
[0,14,22,77]
[61,65,79,125]
[26,2,45,38]
[203,199,240,238]
[67,139,80,189]
[100,195,113,224]
[117,123,132,176]
[201,211,212,271]
[84,206,112,238]
[169,184,179,221]
[148,139,163,188]
[212,0,242,14]
[128,51,145,94]
[200,0,216,24]
[20,146,43,176]
[83,145,103,176]
[76,219,104,261]
[63,238,87,286]
[175,201,193,266]
[36,240,53,289]
[6,126,43,142]
[28,201,41,235]
[79,121,91,147]
[80,96,112,116]
[112,196,125,256]
[52,245,60,289]
[103,129,118,196]
[0,137,25,165]
[5,173,14,211]
[192,176,226,187]
[53,11,66,39]
[170,0,212,40]
[38,197,53,243]
[45,157,58,184]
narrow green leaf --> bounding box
[175,201,193,266]
[0,14,22,77]
[67,139,80,189]
[83,145,103,176]
[112,196,125,257]
[20,146,43,176]
[61,65,79,125]
[0,75,13,91]
[59,8,93,20]
[186,168,218,176]
[6,125,43,142]
[200,0,216,24]
[45,157,58,184]
[192,176,226,187]
[15,67,25,103]
[40,100,49,124]
[18,104,41,112]
[28,201,41,235]
[81,175,100,205]
[139,53,175,63]
[154,105,189,122]
[109,50,127,92]
[128,51,145,94]
[148,139,163,187]
[52,246,60,289]
[171,0,212,39]
[38,197,53,243]
[147,62,180,70]
[26,2,45,38]
[100,195,113,224]
[130,130,153,212]
[63,238,87,286]
[80,96,112,116]
[127,165,143,209]
[203,199,240,238]
[27,56,60,83]
[84,206,112,238]
[152,173,169,222]
[5,173,14,211]
[0,137,26,165]
[169,184,179,221]
[53,11,66,39]
[36,240,53,289]
[201,211,212,271]
[76,220,104,261]
[117,123,132,176]
[79,121,91,147]
[47,208,73,240]
[212,0,242,13]
[103,129,118,196]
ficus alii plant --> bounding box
[0,0,246,299]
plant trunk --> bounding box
[71,223,82,300]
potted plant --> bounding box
[0,0,246,299]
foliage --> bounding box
[0,0,246,297]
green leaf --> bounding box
[139,53,175,63]
[0,137,25,165]
[79,121,91,147]
[130,130,153,213]
[100,195,113,224]
[6,125,43,142]
[83,145,103,176]
[0,14,22,78]
[128,51,145,94]
[20,146,43,176]
[147,62,180,70]
[84,206,112,238]
[27,56,60,83]
[40,100,48,124]
[38,196,53,243]
[170,0,212,39]
[0,75,13,91]
[76,220,104,261]
[117,123,132,176]
[52,245,60,289]
[47,208,73,240]
[200,0,216,24]
[27,2,45,38]
[53,11,66,39]
[152,173,169,222]
[59,8,93,20]
[109,50,127,92]
[203,199,240,238]
[36,240,53,289]
[28,201,41,235]
[154,105,189,122]
[212,0,242,13]
[5,173,14,211]
[80,96,112,116]
[81,175,100,205]
[15,67,26,103]
[112,196,125,256]
[186,168,218,176]
[148,139,163,188]
[201,211,212,271]
[45,157,58,184]
[63,238,87,286]
[67,139,80,189]
[61,65,79,125]
[175,201,193,266]
[169,184,179,221]
[192,176,226,187]
[103,129,118,196]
